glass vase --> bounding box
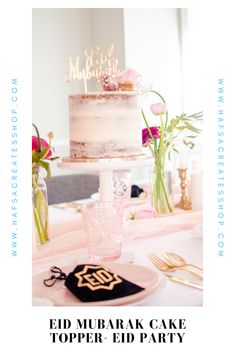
[152,163,174,216]
[113,170,132,203]
[32,169,49,246]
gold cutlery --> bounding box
[148,254,203,290]
[147,253,203,279]
[164,274,203,290]
[164,252,203,271]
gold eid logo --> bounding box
[75,265,122,291]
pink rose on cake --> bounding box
[115,67,140,91]
[101,75,119,91]
[115,67,140,83]
[101,67,140,91]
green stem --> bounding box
[159,113,165,159]
[33,206,44,244]
[152,159,173,214]
[32,172,49,245]
[149,89,168,130]
[36,190,48,243]
[142,89,173,214]
[142,109,157,150]
[32,123,42,152]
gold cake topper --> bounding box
[65,44,120,91]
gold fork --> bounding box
[147,253,203,279]
[148,253,203,290]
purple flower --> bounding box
[142,127,160,146]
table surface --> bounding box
[32,199,203,306]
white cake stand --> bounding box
[58,154,153,202]
[57,154,153,263]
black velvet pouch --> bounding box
[44,264,144,302]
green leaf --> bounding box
[168,150,171,161]
[173,147,179,153]
[184,122,201,133]
[37,146,51,160]
[176,126,186,131]
[183,140,195,149]
[186,111,203,119]
[47,156,59,161]
[38,160,51,179]
[176,113,187,119]
[178,117,189,121]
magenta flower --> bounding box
[32,136,52,158]
[142,127,160,146]
[150,103,167,115]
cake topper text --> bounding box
[65,44,120,91]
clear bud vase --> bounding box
[113,170,132,203]
[151,163,174,216]
[32,169,49,247]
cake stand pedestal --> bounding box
[58,154,153,202]
[58,154,153,263]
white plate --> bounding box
[32,297,55,306]
[32,262,167,306]
[76,250,135,264]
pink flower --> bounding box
[115,67,140,84]
[101,75,118,91]
[100,68,140,91]
[32,136,52,158]
[150,103,167,115]
[142,127,160,146]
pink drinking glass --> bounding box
[82,201,124,262]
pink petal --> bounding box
[115,67,140,83]
[32,136,52,158]
[142,127,160,145]
[134,209,158,219]
[150,103,167,115]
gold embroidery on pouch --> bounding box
[75,265,122,291]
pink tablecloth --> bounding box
[33,202,202,263]
[125,210,202,239]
